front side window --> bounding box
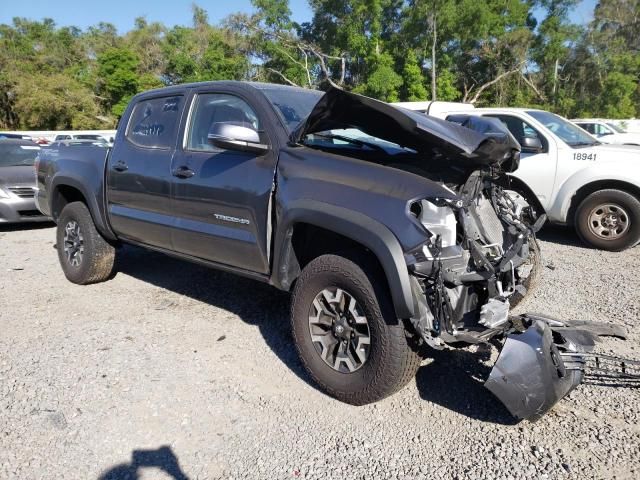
[186,93,261,151]
[594,123,613,135]
[485,114,546,151]
[577,123,595,134]
[126,96,183,149]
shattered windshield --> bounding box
[259,86,324,132]
[527,110,599,147]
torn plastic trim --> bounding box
[485,314,628,422]
[485,318,585,421]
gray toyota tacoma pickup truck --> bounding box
[36,82,625,420]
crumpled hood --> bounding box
[295,87,520,169]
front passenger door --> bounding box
[170,92,276,274]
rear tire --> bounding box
[291,253,421,405]
[574,189,640,252]
[56,202,115,284]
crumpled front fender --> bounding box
[485,319,587,421]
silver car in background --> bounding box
[0,139,49,224]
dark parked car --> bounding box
[0,139,49,224]
[35,82,618,420]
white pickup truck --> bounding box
[394,102,640,251]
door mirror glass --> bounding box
[207,123,269,154]
[521,135,543,153]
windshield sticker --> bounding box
[19,146,40,150]
[163,97,180,112]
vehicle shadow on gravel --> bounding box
[98,445,189,479]
[415,348,519,425]
[114,245,315,388]
[536,225,585,248]
[0,221,54,232]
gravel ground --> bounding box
[1,223,639,480]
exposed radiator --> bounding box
[473,195,504,246]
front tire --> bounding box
[291,254,421,405]
[575,189,640,251]
[56,202,116,284]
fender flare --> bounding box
[272,199,415,319]
[548,167,640,223]
[49,174,116,241]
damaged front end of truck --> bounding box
[297,88,631,420]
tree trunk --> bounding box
[552,58,559,103]
[431,11,437,101]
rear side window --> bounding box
[126,96,183,149]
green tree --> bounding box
[354,53,403,101]
[13,73,103,129]
[163,5,248,84]
[96,48,140,116]
[402,50,428,100]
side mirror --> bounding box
[207,123,269,154]
[520,136,543,153]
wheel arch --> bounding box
[272,200,415,319]
[567,179,640,226]
[50,177,117,241]
[501,174,546,215]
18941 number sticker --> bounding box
[573,152,597,161]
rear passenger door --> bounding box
[107,94,185,249]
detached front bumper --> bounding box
[0,195,49,223]
[485,314,627,421]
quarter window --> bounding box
[186,93,262,151]
[126,96,183,149]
